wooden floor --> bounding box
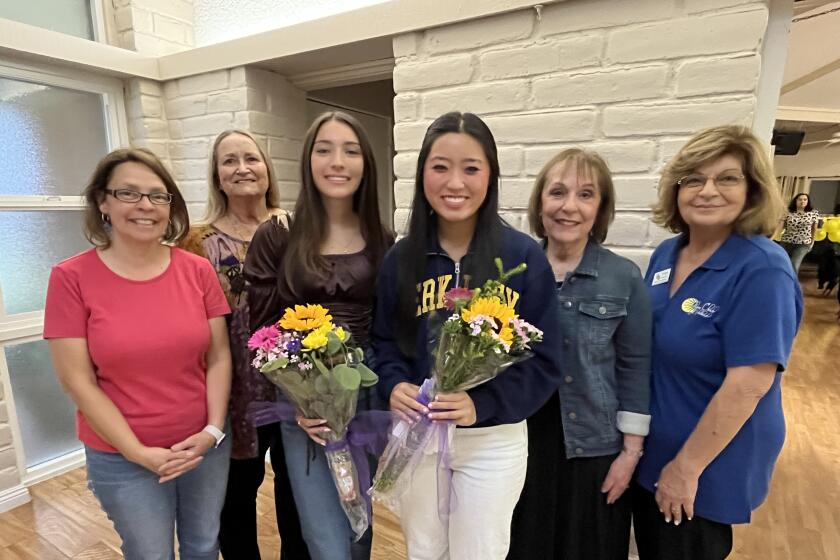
[0,284,837,559]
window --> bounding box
[0,61,127,475]
[0,1,103,41]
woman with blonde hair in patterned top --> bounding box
[181,129,309,560]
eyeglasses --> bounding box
[676,172,745,190]
[106,188,173,205]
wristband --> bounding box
[203,424,225,448]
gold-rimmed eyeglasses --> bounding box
[676,172,745,190]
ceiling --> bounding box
[779,1,840,119]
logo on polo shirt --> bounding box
[681,297,719,318]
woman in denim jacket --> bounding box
[508,149,652,560]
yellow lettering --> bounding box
[415,283,423,316]
[435,275,452,310]
[505,287,520,309]
[420,279,437,314]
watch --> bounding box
[203,424,226,448]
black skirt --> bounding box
[631,483,733,560]
[508,392,632,560]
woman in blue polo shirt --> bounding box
[632,125,803,560]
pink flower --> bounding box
[248,325,280,351]
[443,287,475,310]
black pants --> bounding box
[219,423,310,560]
[632,483,733,560]
[508,392,632,560]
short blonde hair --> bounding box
[527,148,616,243]
[202,130,281,224]
[652,125,784,236]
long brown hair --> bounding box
[282,111,391,298]
[83,148,189,248]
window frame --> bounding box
[0,59,129,208]
[0,57,129,480]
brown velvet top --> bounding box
[245,216,393,349]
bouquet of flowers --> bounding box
[248,304,378,540]
[370,259,543,510]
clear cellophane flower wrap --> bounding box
[369,259,544,513]
[248,304,379,541]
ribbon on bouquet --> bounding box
[415,378,457,520]
[247,400,391,518]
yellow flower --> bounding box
[335,327,347,342]
[461,297,516,330]
[279,304,333,332]
[302,330,329,350]
[497,325,514,348]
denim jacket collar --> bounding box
[574,238,602,278]
[543,237,602,278]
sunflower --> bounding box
[279,304,333,332]
[461,297,516,331]
[497,325,514,348]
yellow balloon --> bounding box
[825,219,840,234]
[829,230,840,243]
[814,229,827,241]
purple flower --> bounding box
[248,325,280,351]
[285,338,302,353]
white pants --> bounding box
[398,421,528,560]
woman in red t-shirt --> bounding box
[44,148,232,560]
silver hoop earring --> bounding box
[101,213,110,223]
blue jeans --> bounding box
[282,386,380,560]
[85,437,231,560]
[781,241,812,275]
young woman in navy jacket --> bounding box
[372,112,562,559]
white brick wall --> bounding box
[122,67,307,219]
[0,381,21,493]
[160,67,306,215]
[391,1,772,266]
[125,78,171,164]
[110,0,195,55]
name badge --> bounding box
[652,268,671,286]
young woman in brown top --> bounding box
[245,111,393,560]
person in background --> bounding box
[632,125,802,560]
[180,129,309,560]
[508,148,651,560]
[372,112,561,560]
[44,148,232,560]
[246,111,393,560]
[778,192,819,275]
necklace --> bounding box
[220,212,268,244]
[323,229,364,255]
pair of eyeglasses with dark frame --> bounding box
[105,188,173,205]
[676,171,745,190]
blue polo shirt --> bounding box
[635,233,802,524]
